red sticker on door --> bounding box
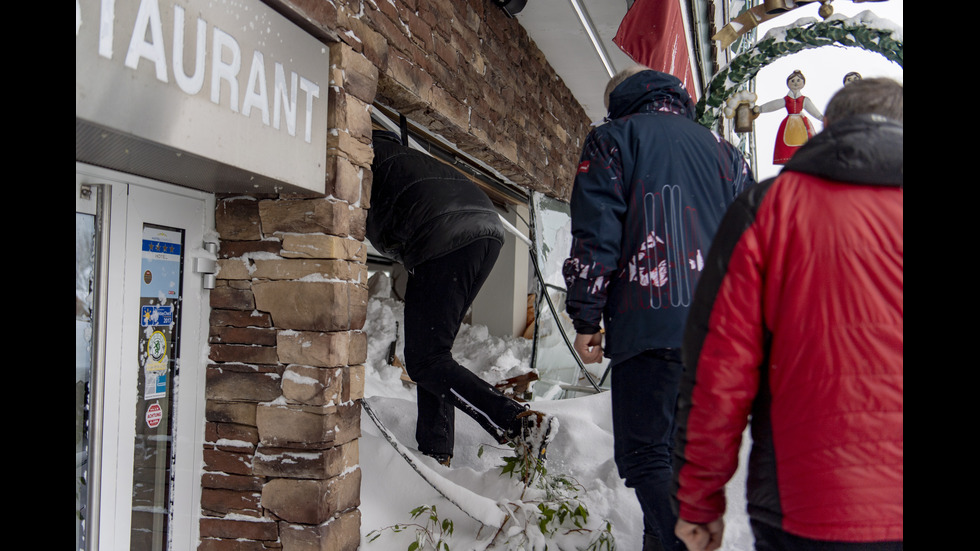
[146,402,163,428]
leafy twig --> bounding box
[366,505,454,551]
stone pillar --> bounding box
[201,41,376,551]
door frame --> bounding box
[77,163,214,551]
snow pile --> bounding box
[357,285,754,550]
[361,292,534,400]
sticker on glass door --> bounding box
[139,227,182,400]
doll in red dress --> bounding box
[754,70,824,164]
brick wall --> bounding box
[203,1,594,549]
[282,0,593,201]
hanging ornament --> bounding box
[843,71,863,85]
[724,91,760,134]
[818,1,835,18]
[753,70,824,164]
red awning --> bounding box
[613,0,698,101]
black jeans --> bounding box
[611,349,686,551]
[751,520,903,551]
[402,238,525,458]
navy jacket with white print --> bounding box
[562,70,755,364]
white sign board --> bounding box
[76,0,330,194]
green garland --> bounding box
[697,15,903,128]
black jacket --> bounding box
[783,113,903,186]
[367,131,503,270]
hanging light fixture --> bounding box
[492,0,527,18]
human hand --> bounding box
[675,518,724,551]
[573,332,603,364]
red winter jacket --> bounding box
[672,114,903,542]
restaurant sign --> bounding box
[76,0,330,194]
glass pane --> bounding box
[77,212,96,551]
[529,192,610,399]
[130,225,184,551]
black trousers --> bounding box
[402,238,525,457]
[611,349,687,551]
[751,520,903,551]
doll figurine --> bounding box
[754,70,824,164]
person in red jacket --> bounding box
[671,78,903,551]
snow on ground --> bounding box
[358,279,754,550]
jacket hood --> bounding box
[606,70,697,121]
[783,114,903,187]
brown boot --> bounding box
[422,452,451,467]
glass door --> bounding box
[130,222,186,550]
[76,165,213,551]
[77,184,99,551]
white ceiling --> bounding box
[515,0,636,124]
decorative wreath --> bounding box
[697,13,903,129]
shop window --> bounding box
[365,106,609,401]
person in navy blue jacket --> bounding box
[562,67,754,551]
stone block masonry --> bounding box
[206,189,369,549]
[203,37,373,550]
